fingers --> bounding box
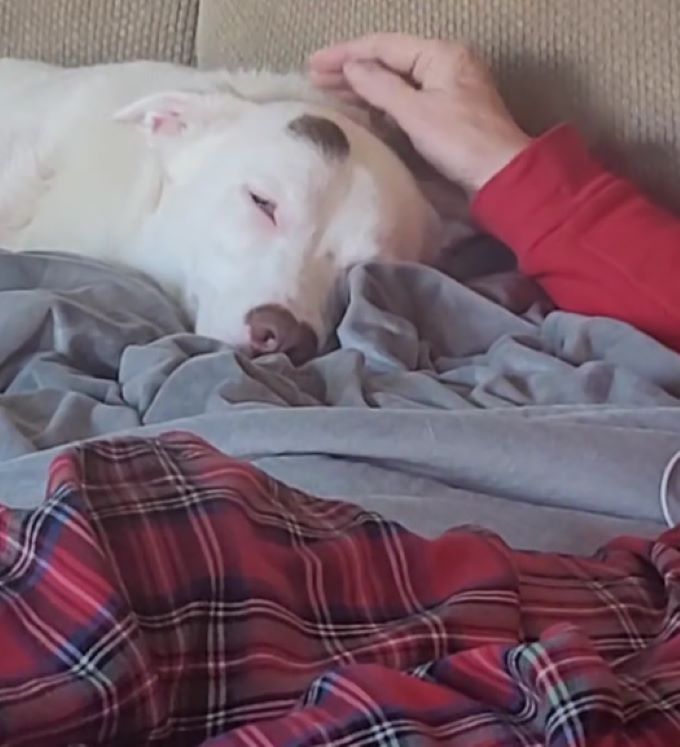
[309,52,421,121]
[309,32,431,81]
[307,70,346,89]
[307,69,361,104]
[341,61,419,125]
[332,89,364,105]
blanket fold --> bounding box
[0,248,678,551]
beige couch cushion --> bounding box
[197,0,680,210]
[0,0,199,65]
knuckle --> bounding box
[425,39,479,69]
[428,39,455,58]
[449,42,478,64]
[442,42,488,81]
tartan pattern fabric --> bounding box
[0,432,679,746]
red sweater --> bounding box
[471,124,680,353]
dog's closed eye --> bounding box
[248,190,277,224]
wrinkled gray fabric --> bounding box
[1,246,678,553]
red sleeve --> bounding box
[471,124,680,353]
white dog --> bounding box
[0,59,465,362]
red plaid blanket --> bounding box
[0,432,679,746]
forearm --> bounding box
[471,125,680,352]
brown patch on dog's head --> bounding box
[287,114,350,159]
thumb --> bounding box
[343,61,418,124]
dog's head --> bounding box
[115,85,454,362]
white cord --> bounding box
[660,449,680,528]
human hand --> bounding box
[308,33,532,193]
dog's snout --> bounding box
[246,305,318,364]
[247,305,297,354]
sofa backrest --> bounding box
[0,0,199,65]
[196,0,680,211]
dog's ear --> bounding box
[113,90,255,137]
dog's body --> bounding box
[0,59,460,359]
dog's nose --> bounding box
[246,304,318,364]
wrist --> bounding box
[465,128,533,194]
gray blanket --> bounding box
[1,246,679,553]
